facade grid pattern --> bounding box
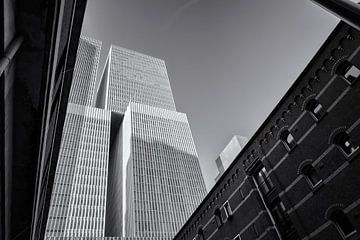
[45,103,111,238]
[103,46,176,114]
[69,37,102,106]
[123,103,207,238]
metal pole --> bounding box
[311,0,360,31]
[0,35,24,75]
[251,176,283,240]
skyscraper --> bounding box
[45,39,206,239]
[44,37,111,238]
[215,135,248,182]
[69,37,102,106]
[122,103,205,238]
[99,46,207,238]
[96,45,176,112]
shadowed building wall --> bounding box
[174,20,360,240]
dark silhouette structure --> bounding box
[174,2,360,240]
[1,0,87,239]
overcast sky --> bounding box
[81,0,340,191]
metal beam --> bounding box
[311,0,360,31]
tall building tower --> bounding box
[100,46,207,238]
[69,37,102,106]
[215,135,248,182]
[96,45,176,112]
[44,37,111,238]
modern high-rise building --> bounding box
[69,37,102,106]
[44,39,206,239]
[44,37,112,238]
[99,46,207,238]
[45,103,110,238]
[215,135,248,182]
[96,45,176,113]
[121,103,206,238]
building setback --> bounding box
[174,21,360,240]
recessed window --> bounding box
[214,208,223,228]
[301,165,322,188]
[334,132,359,157]
[223,201,232,219]
[306,99,325,121]
[254,167,274,194]
[337,61,360,85]
[280,130,296,151]
[330,210,357,238]
[233,234,241,240]
[197,228,205,240]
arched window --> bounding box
[280,130,296,151]
[214,208,223,228]
[306,99,325,121]
[330,210,357,238]
[336,60,360,85]
[334,132,359,157]
[301,164,322,188]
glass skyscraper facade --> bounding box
[45,38,206,239]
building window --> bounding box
[214,208,223,228]
[254,167,274,194]
[330,210,357,238]
[306,99,325,121]
[301,164,322,188]
[337,61,360,85]
[197,228,205,240]
[233,234,241,240]
[334,132,359,157]
[223,201,232,219]
[280,130,296,151]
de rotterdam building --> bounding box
[44,38,207,239]
[100,46,207,238]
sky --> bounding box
[81,0,340,191]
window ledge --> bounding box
[344,230,359,240]
[311,180,324,193]
[347,147,360,162]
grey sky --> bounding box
[81,0,339,191]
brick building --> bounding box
[174,11,360,240]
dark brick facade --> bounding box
[174,21,360,240]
